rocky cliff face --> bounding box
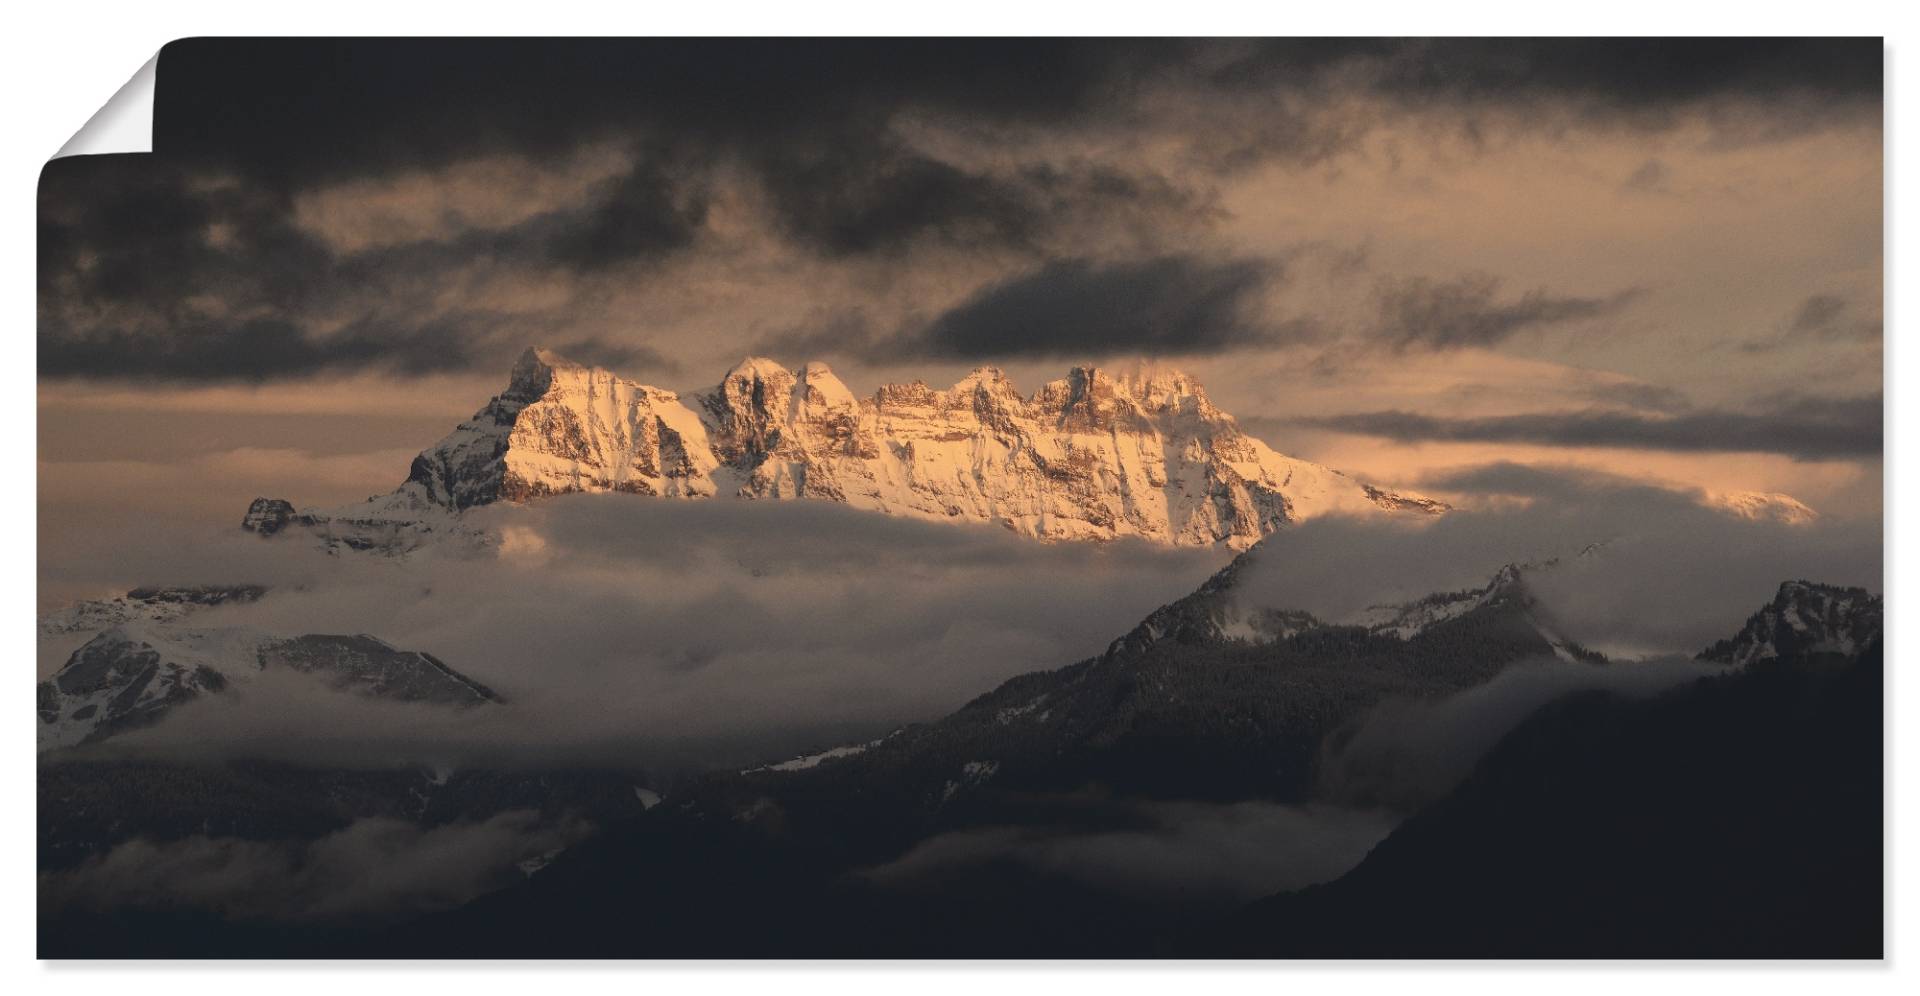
[249,347,1445,551]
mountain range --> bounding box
[684,555,1619,822]
[243,347,1449,552]
[36,536,1883,957]
[36,345,1875,957]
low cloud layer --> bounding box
[40,458,1878,774]
[40,810,590,923]
[1222,463,1879,657]
[863,800,1396,908]
[61,496,1222,770]
[1319,655,1719,811]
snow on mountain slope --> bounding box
[37,626,499,751]
[1703,490,1821,525]
[245,348,1447,552]
[38,585,268,638]
[1106,546,1609,664]
[1347,566,1530,640]
[242,484,486,556]
[1697,580,1881,668]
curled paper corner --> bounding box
[53,53,158,159]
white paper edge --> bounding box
[52,53,158,159]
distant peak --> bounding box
[725,355,792,380]
[952,366,1015,391]
[794,360,856,409]
[1706,490,1820,525]
[507,346,582,398]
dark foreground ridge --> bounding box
[1205,616,1882,956]
[37,580,1882,957]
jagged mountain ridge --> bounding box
[37,626,499,751]
[712,567,1872,834]
[248,347,1446,551]
[1698,580,1881,668]
[1103,548,1602,663]
[400,576,1879,959]
[696,560,1592,816]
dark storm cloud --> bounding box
[1297,394,1881,461]
[145,37,1880,255]
[37,153,694,381]
[544,158,710,269]
[37,156,331,311]
[152,39,1881,184]
[1373,274,1643,351]
[757,253,1297,360]
[760,151,1213,258]
[1339,38,1880,112]
[40,39,1881,383]
[151,38,1186,184]
[894,255,1311,360]
[760,144,1038,256]
[149,39,1209,261]
[37,315,477,381]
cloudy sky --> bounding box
[37,39,1882,599]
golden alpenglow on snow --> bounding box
[35,38,1885,961]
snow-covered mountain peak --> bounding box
[721,355,797,391]
[508,346,582,398]
[244,348,1450,551]
[794,361,858,413]
[1699,580,1881,668]
[1116,367,1210,413]
[1103,549,1601,665]
[949,365,1020,399]
[1705,490,1821,525]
